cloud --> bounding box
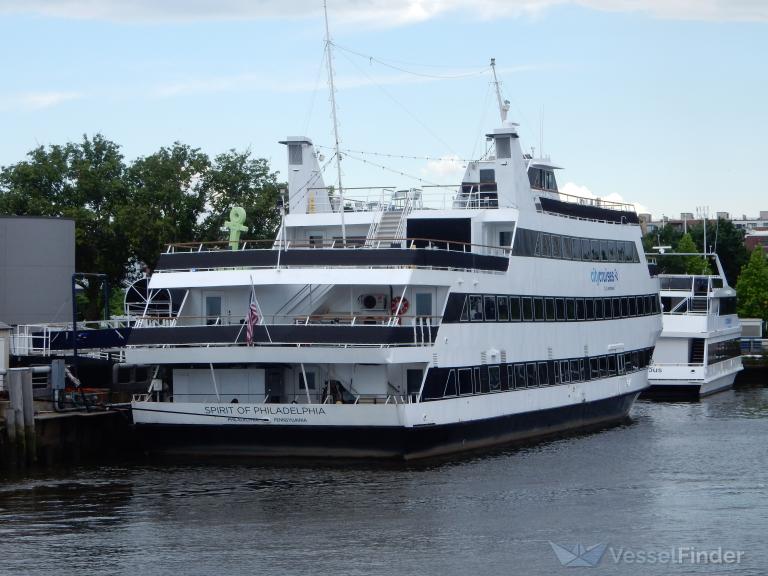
[1,0,766,24]
[0,91,82,111]
[560,181,649,215]
[421,154,466,181]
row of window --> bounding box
[512,228,641,263]
[422,348,655,400]
[449,292,661,323]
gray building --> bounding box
[0,216,75,325]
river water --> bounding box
[1,383,767,576]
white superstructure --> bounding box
[646,255,743,398]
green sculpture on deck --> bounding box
[224,207,248,250]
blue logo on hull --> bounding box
[591,268,619,284]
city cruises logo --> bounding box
[590,268,619,284]
[548,542,744,568]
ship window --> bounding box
[579,359,586,381]
[534,297,545,321]
[541,234,551,257]
[514,364,527,388]
[570,360,580,382]
[603,298,612,319]
[586,298,595,320]
[612,298,621,318]
[458,369,473,395]
[497,297,509,321]
[576,298,586,320]
[484,296,497,321]
[566,298,576,321]
[545,298,556,321]
[529,168,543,189]
[205,295,222,325]
[636,296,644,316]
[621,297,629,318]
[522,297,534,321]
[526,363,538,388]
[444,370,457,397]
[538,362,549,386]
[555,298,565,321]
[632,351,640,370]
[299,371,316,390]
[581,238,591,260]
[509,297,521,321]
[489,366,501,391]
[711,277,723,289]
[628,242,638,263]
[590,240,601,261]
[469,295,483,321]
[554,362,561,384]
[607,355,617,376]
[416,293,433,317]
[600,240,610,261]
[495,137,511,159]
[551,235,562,258]
[617,355,626,375]
[480,169,496,183]
[607,241,617,262]
[507,365,515,389]
[616,242,626,262]
[560,360,570,383]
[562,236,573,259]
[599,356,608,377]
[629,297,637,316]
[288,143,303,165]
[534,233,543,256]
[477,367,489,393]
[595,298,604,319]
[309,235,324,248]
[544,171,558,192]
[460,296,469,322]
[590,357,599,379]
[499,231,513,247]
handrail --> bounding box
[534,189,637,213]
[134,313,443,327]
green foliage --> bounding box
[677,233,710,275]
[0,134,284,319]
[736,248,768,326]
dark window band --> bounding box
[512,228,640,263]
[422,346,655,400]
[444,292,661,323]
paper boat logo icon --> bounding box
[549,542,608,567]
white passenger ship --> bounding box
[645,254,742,399]
[128,69,662,459]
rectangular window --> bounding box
[604,298,613,319]
[497,296,509,321]
[566,298,576,321]
[478,367,489,393]
[526,363,538,388]
[555,298,566,321]
[443,370,457,397]
[560,360,571,383]
[624,352,634,372]
[576,298,586,320]
[489,366,501,391]
[522,297,534,321]
[636,296,644,316]
[616,242,626,262]
[469,295,483,321]
[612,298,621,318]
[507,365,515,390]
[484,296,497,321]
[599,356,608,378]
[591,240,601,261]
[581,238,591,260]
[607,355,617,376]
[541,234,551,257]
[621,297,629,318]
[590,358,599,380]
[600,240,610,261]
[563,236,572,259]
[458,369,473,395]
[551,235,562,258]
[617,354,625,375]
[474,367,481,394]
[545,298,556,321]
[499,231,513,247]
[416,292,433,317]
[629,296,637,317]
[460,296,469,322]
[570,360,580,382]
[538,362,549,386]
[509,297,521,321]
[579,359,586,381]
[480,168,496,182]
[626,242,637,263]
[595,298,604,319]
[554,362,561,384]
[586,298,595,320]
[607,240,617,262]
[514,364,527,389]
[534,297,545,321]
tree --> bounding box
[122,143,210,271]
[642,224,686,275]
[199,150,282,244]
[676,233,711,275]
[689,219,747,286]
[736,248,768,327]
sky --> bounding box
[0,0,766,220]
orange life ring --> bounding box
[391,296,409,315]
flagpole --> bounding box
[250,275,272,344]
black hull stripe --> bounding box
[134,391,639,460]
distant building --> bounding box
[745,230,768,253]
[0,216,75,325]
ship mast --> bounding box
[324,0,346,245]
[490,58,510,124]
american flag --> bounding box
[246,290,259,346]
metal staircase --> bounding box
[273,284,335,318]
[365,189,419,248]
[690,338,706,365]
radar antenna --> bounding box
[490,58,510,123]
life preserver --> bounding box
[391,296,409,315]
